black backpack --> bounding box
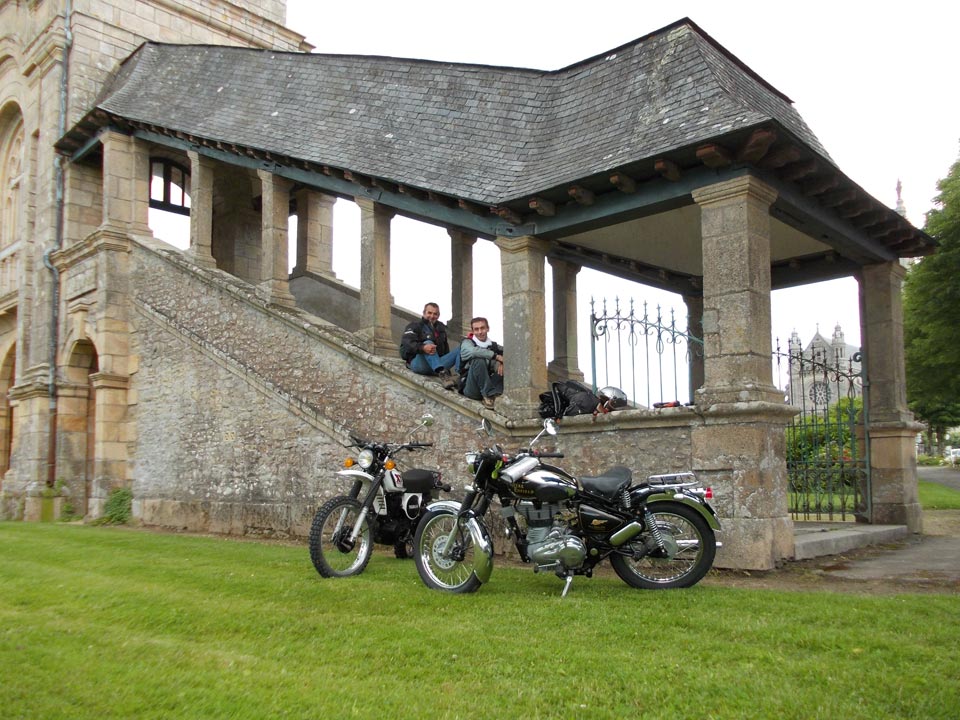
[538,380,602,419]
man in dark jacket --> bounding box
[400,302,460,388]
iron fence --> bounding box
[589,297,703,408]
[773,339,869,521]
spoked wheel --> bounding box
[610,501,716,589]
[414,507,482,593]
[308,496,373,578]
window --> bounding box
[149,158,191,215]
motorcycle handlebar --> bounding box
[534,451,565,459]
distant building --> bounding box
[785,324,862,409]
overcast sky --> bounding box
[266,1,958,395]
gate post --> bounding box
[692,175,796,570]
[859,261,923,531]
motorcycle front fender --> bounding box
[425,500,494,585]
[645,493,723,531]
[335,469,374,498]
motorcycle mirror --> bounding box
[479,418,495,437]
[543,418,558,436]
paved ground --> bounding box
[702,466,960,594]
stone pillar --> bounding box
[99,130,151,235]
[256,169,296,308]
[691,176,796,570]
[7,377,52,518]
[294,189,336,277]
[683,293,705,400]
[356,198,395,355]
[86,372,130,519]
[547,258,584,383]
[448,229,476,339]
[495,235,549,417]
[186,151,216,268]
[860,261,923,531]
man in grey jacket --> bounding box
[459,317,504,408]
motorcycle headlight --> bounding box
[465,452,478,473]
[358,449,375,469]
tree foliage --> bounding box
[903,149,960,441]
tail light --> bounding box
[704,487,714,500]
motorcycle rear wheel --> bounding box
[308,496,373,578]
[414,507,482,593]
[610,501,716,589]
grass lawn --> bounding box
[919,479,960,509]
[1,523,958,719]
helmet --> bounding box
[597,386,628,409]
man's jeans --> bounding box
[409,343,460,375]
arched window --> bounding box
[149,157,191,215]
[0,117,24,249]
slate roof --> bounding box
[74,19,831,206]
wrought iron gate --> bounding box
[773,340,870,521]
[589,297,702,408]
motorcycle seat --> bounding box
[579,465,633,498]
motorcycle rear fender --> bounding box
[425,500,494,585]
[644,493,722,531]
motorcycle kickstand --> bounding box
[561,573,574,598]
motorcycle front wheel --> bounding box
[610,501,716,589]
[414,507,482,593]
[308,496,373,578]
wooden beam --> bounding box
[852,210,886,228]
[760,145,802,169]
[779,159,818,182]
[397,184,427,201]
[736,127,777,164]
[427,191,455,208]
[342,170,372,188]
[654,158,681,181]
[696,143,732,168]
[457,198,487,216]
[820,188,857,208]
[529,197,556,216]
[609,171,637,193]
[567,185,595,205]
[491,206,524,225]
[836,200,871,219]
[371,177,398,194]
[800,174,840,196]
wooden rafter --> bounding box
[529,197,556,216]
[609,171,637,193]
[491,206,524,225]
[343,170,371,188]
[760,145,802,169]
[457,198,486,216]
[779,159,818,182]
[397,184,427,201]
[371,177,398,194]
[568,186,595,205]
[736,127,777,164]
[654,158,681,181]
[819,188,857,208]
[696,143,732,168]
[800,174,840,196]
[836,200,871,219]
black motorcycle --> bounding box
[309,414,450,578]
[414,419,721,595]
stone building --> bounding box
[0,0,931,569]
[785,324,862,410]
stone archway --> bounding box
[60,340,99,517]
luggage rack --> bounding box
[645,472,698,487]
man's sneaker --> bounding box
[482,396,496,409]
[438,369,458,390]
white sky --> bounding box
[151,0,960,399]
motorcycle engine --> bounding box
[518,501,586,569]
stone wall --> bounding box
[129,238,698,539]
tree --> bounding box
[903,148,960,450]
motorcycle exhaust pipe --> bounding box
[610,521,644,546]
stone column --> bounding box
[495,235,549,416]
[86,372,130,519]
[683,293,705,400]
[691,175,796,570]
[186,151,216,268]
[859,261,923,531]
[356,198,395,355]
[448,229,476,339]
[547,258,584,383]
[256,169,296,308]
[294,189,336,277]
[99,130,151,235]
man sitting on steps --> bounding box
[400,302,460,389]
[459,316,504,408]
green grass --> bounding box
[1,524,958,720]
[919,479,960,509]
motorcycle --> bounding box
[414,418,721,596]
[309,413,450,578]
